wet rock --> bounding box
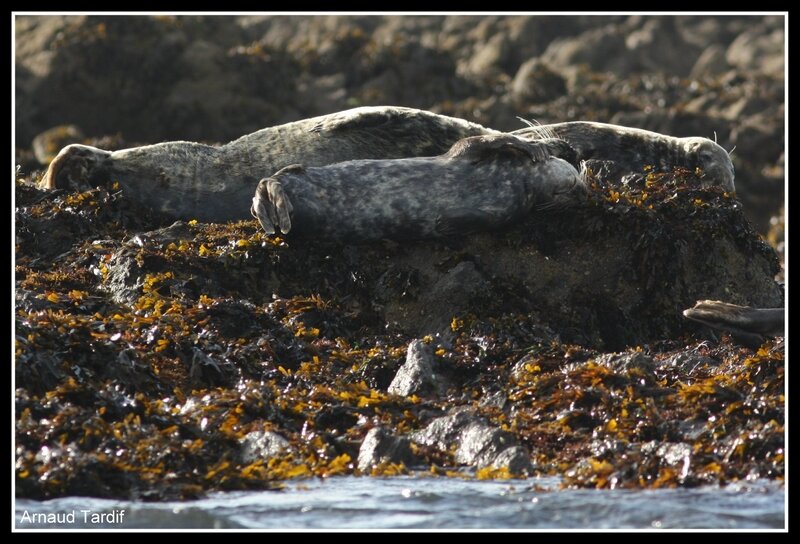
[32,125,85,165]
[130,221,192,247]
[412,410,533,474]
[239,430,293,464]
[104,247,146,306]
[662,352,718,374]
[595,352,655,376]
[411,410,474,451]
[357,427,414,472]
[388,339,441,397]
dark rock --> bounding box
[130,221,192,247]
[662,352,718,374]
[104,247,146,306]
[510,59,567,105]
[357,427,414,472]
[384,260,489,339]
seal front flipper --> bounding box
[434,208,508,238]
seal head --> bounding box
[680,137,735,192]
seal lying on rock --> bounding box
[40,106,734,225]
[41,106,499,223]
[683,300,784,347]
[513,121,735,192]
[251,134,585,241]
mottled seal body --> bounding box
[41,106,498,222]
[683,300,784,337]
[514,121,735,191]
[251,134,585,242]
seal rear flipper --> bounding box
[40,144,111,190]
[433,208,507,238]
[251,177,294,235]
[251,183,275,235]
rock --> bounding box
[239,430,292,464]
[412,409,533,474]
[388,339,441,397]
[510,59,567,105]
[357,427,414,472]
[656,442,692,468]
[541,24,629,76]
[384,260,489,339]
[32,125,85,165]
[689,44,730,79]
[726,27,784,76]
[624,18,701,78]
[458,33,511,81]
[595,351,655,376]
[662,352,718,374]
[130,221,192,247]
[411,410,474,451]
[104,247,146,306]
[455,422,529,471]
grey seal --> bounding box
[41,106,499,222]
[514,121,735,192]
[250,134,585,242]
[683,300,784,337]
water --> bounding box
[15,477,785,530]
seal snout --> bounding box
[683,138,736,192]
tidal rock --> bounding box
[412,409,533,474]
[357,427,414,472]
[388,339,441,397]
[239,430,293,464]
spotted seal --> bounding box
[250,134,585,241]
[41,106,499,222]
[683,300,784,338]
[513,121,735,191]
[39,107,735,224]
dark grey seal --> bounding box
[514,121,735,192]
[41,106,498,222]
[250,134,585,242]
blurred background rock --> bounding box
[15,14,784,238]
